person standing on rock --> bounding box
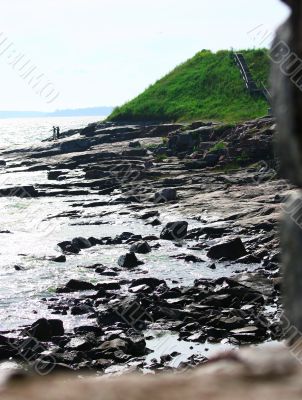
[56,126,60,139]
[52,126,57,140]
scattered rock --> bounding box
[71,237,92,249]
[154,188,177,203]
[51,255,67,263]
[57,241,80,254]
[207,238,247,260]
[129,141,141,148]
[160,221,188,240]
[27,318,64,341]
[118,253,144,268]
[0,186,38,198]
[63,279,95,292]
[130,241,151,254]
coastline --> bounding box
[0,116,289,374]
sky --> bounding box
[0,0,290,111]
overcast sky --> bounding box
[0,0,289,111]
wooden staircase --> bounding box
[233,52,271,105]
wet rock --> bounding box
[129,278,167,294]
[129,141,141,148]
[211,315,246,330]
[128,284,150,294]
[129,277,166,290]
[125,234,143,244]
[14,265,24,271]
[230,326,268,343]
[147,218,162,226]
[72,237,92,249]
[96,281,121,291]
[143,235,159,241]
[236,254,261,264]
[57,241,80,254]
[96,268,118,277]
[168,132,195,153]
[0,186,39,198]
[51,255,66,263]
[81,123,97,136]
[88,237,103,246]
[207,237,247,260]
[71,305,94,315]
[118,252,144,268]
[172,254,205,263]
[85,170,109,179]
[0,346,16,360]
[60,139,90,154]
[140,210,159,220]
[122,148,147,157]
[61,279,95,292]
[66,336,95,351]
[116,232,134,241]
[73,325,102,336]
[203,153,220,167]
[27,318,64,341]
[130,241,151,254]
[154,188,177,203]
[160,221,188,240]
[127,336,147,356]
[48,170,64,180]
[98,338,128,353]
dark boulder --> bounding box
[88,237,103,246]
[118,252,144,268]
[0,345,17,360]
[64,279,95,291]
[48,170,64,180]
[130,241,151,254]
[27,318,64,341]
[203,153,220,167]
[57,241,80,254]
[160,221,188,240]
[129,141,141,148]
[71,237,92,249]
[51,255,66,263]
[207,238,247,260]
[85,170,108,180]
[129,277,166,290]
[81,123,97,136]
[146,218,162,226]
[0,186,38,198]
[127,336,147,356]
[71,305,94,316]
[140,210,159,220]
[95,281,121,291]
[98,339,129,357]
[129,277,167,294]
[154,188,177,203]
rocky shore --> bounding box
[0,116,293,375]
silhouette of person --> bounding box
[52,126,57,140]
[56,126,60,139]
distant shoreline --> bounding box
[0,107,114,119]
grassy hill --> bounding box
[108,49,270,124]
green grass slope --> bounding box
[108,49,270,124]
